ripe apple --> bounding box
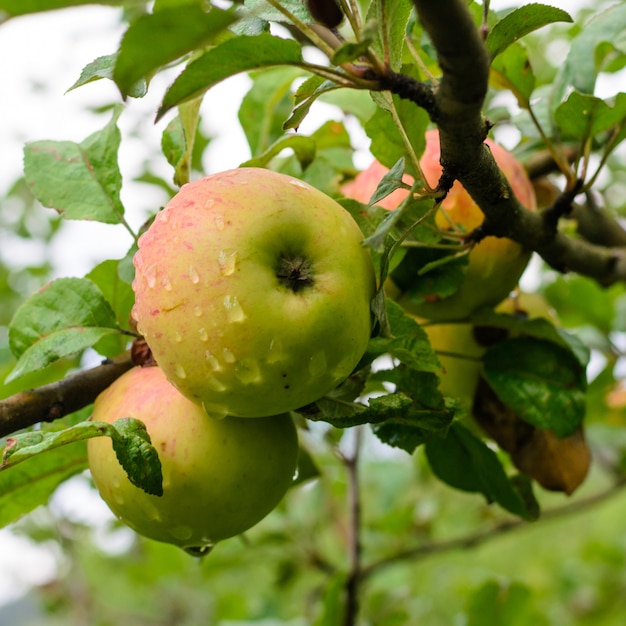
[420,291,557,411]
[87,366,299,554]
[342,130,537,321]
[132,167,375,418]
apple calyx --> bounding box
[276,254,315,293]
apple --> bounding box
[418,292,557,412]
[132,167,376,418]
[87,366,299,555]
[342,130,537,321]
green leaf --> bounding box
[0,442,87,529]
[1,417,163,497]
[425,422,532,519]
[0,0,123,16]
[555,90,626,140]
[284,76,339,131]
[366,0,413,71]
[482,337,587,437]
[239,67,303,155]
[23,106,126,224]
[7,277,122,381]
[114,4,238,98]
[108,417,163,496]
[365,94,429,174]
[240,135,316,170]
[7,327,123,382]
[487,3,572,59]
[156,34,303,121]
[243,0,313,25]
[466,580,541,626]
[67,54,147,98]
[490,42,536,108]
[366,299,440,373]
[552,3,626,106]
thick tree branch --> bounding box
[396,0,626,286]
[0,353,133,439]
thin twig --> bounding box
[360,477,626,580]
[343,426,363,626]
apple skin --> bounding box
[342,130,537,321]
[132,167,375,418]
[87,366,299,553]
[418,292,557,411]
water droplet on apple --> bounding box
[218,249,237,276]
[289,179,310,190]
[214,214,225,231]
[184,543,214,558]
[206,376,227,392]
[309,351,328,377]
[169,221,178,231]
[222,348,236,364]
[194,306,203,317]
[174,331,183,343]
[144,264,157,288]
[174,364,187,379]
[235,358,262,384]
[202,400,229,420]
[161,276,172,291]
[205,351,221,372]
[198,328,208,341]
[189,265,200,284]
[223,295,245,322]
[158,210,169,224]
[170,525,193,541]
[267,338,285,364]
[130,305,139,322]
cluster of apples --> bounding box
[342,129,538,408]
[88,167,376,555]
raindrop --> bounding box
[189,265,200,284]
[198,328,209,341]
[235,358,262,384]
[174,364,187,379]
[289,179,310,190]
[194,306,203,317]
[218,249,237,276]
[206,376,227,392]
[214,214,225,231]
[161,276,172,291]
[205,352,221,372]
[267,338,285,364]
[223,295,245,322]
[174,331,183,343]
[202,400,229,420]
[222,348,236,364]
[184,544,214,558]
[144,264,157,288]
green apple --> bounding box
[132,167,375,418]
[87,366,299,555]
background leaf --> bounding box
[157,34,303,121]
[23,107,126,224]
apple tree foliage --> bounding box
[2,0,626,623]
